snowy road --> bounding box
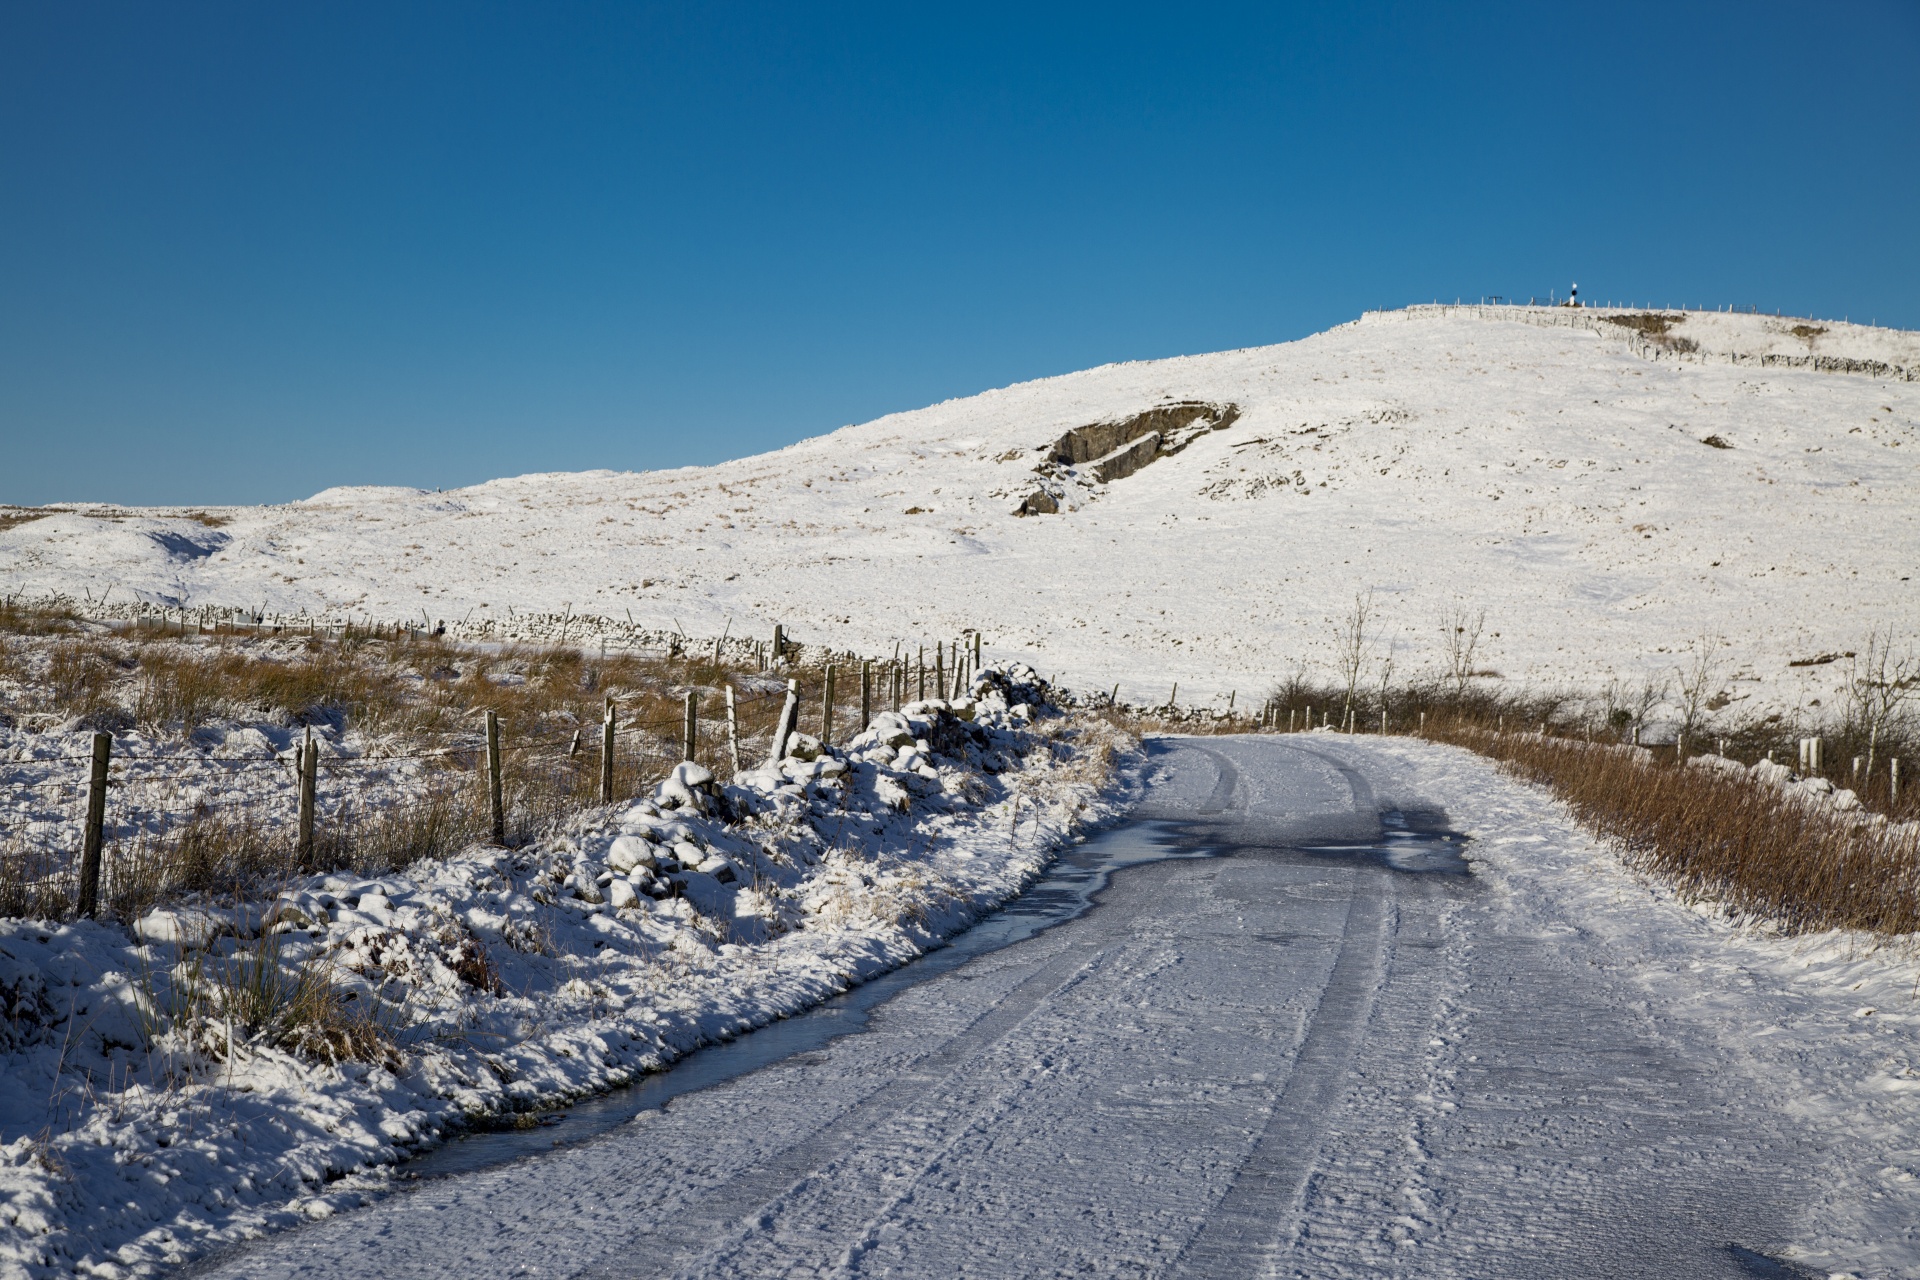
[189,737,1826,1279]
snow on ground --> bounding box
[0,666,1137,1279]
[3,305,1916,717]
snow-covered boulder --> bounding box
[654,760,723,814]
[607,834,658,873]
[133,907,231,949]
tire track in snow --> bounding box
[1168,866,1393,1279]
[616,896,1158,1276]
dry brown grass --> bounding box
[3,625,926,921]
[163,938,400,1066]
[0,508,65,533]
[1602,312,1685,336]
[1426,718,1920,936]
[0,598,82,636]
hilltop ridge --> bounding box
[3,305,1915,714]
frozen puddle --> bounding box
[405,810,1471,1182]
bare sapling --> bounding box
[1439,601,1486,700]
[1630,674,1665,746]
[1375,638,1397,731]
[1335,590,1377,726]
[1672,635,1724,759]
[1845,627,1917,776]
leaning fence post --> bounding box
[485,710,504,844]
[821,664,837,744]
[77,732,111,917]
[683,690,698,762]
[601,696,616,804]
[297,727,317,866]
[768,679,800,763]
[860,660,872,731]
[725,684,742,774]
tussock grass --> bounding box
[164,938,399,1066]
[0,598,82,634]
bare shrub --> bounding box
[1844,628,1917,776]
[1333,590,1378,728]
[1439,602,1485,700]
[1673,636,1724,755]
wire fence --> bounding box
[2,640,988,923]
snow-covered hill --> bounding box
[5,305,1917,712]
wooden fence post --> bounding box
[77,732,111,917]
[600,697,616,804]
[769,679,799,764]
[297,727,316,866]
[822,664,837,744]
[485,710,504,844]
[934,646,944,703]
[972,631,981,666]
[860,660,872,731]
[725,685,741,774]
[917,646,926,701]
[772,624,785,664]
[683,690,698,762]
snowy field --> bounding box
[173,735,1920,1280]
[3,304,1916,719]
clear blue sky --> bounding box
[3,1,1916,506]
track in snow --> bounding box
[187,737,1821,1279]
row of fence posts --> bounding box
[63,624,993,917]
[74,728,322,919]
[55,626,1912,919]
[1796,735,1902,798]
